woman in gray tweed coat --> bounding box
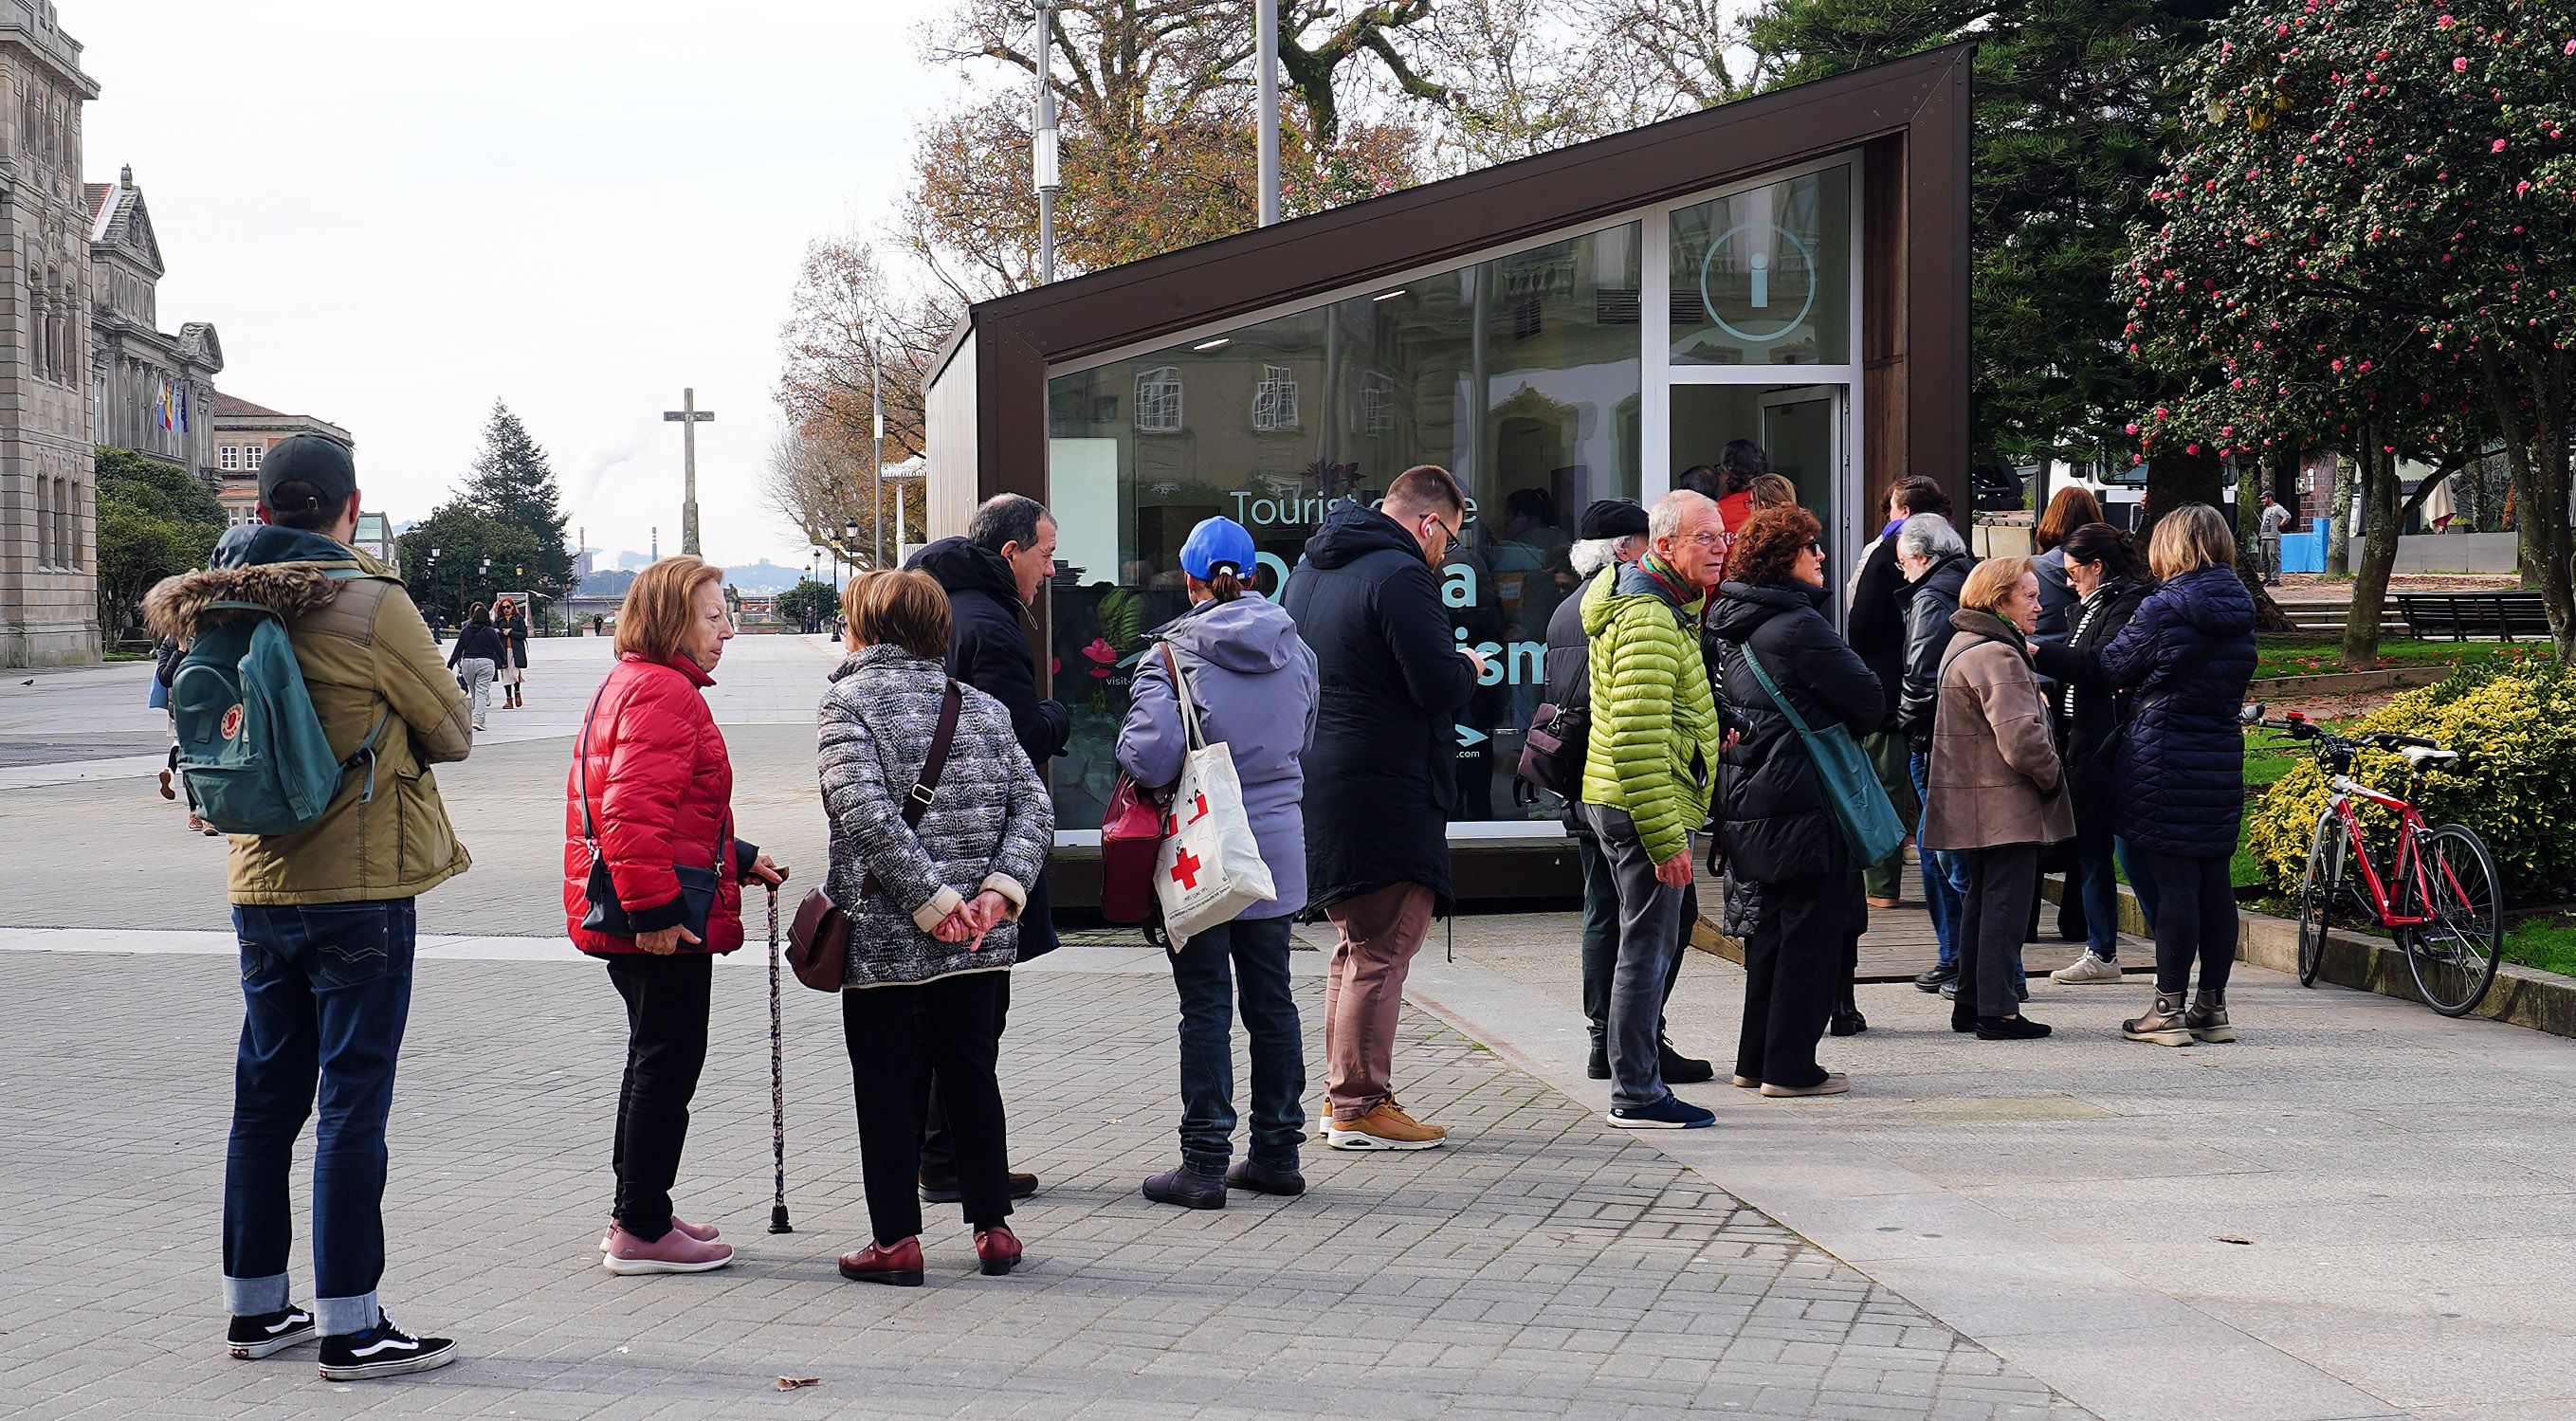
[818,570,1052,1284]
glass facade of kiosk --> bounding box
[1041,163,1857,835]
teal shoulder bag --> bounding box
[1739,646,1907,866]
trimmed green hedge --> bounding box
[2244,664,2576,903]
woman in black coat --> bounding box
[1708,507,1883,1098]
[2037,504,2256,1047]
[2033,524,2160,985]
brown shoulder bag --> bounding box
[788,680,963,992]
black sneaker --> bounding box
[226,1304,315,1359]
[1913,961,1958,993]
[316,1313,456,1380]
[1607,1095,1716,1130]
[1976,1014,2054,1041]
[1657,1038,1716,1085]
[1827,1006,1868,1037]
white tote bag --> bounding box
[1151,645,1277,945]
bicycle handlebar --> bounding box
[2239,703,2463,769]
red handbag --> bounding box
[1099,646,1178,925]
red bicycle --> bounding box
[2249,707,2502,1016]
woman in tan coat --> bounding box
[1925,556,2074,1040]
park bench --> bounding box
[2393,590,2553,642]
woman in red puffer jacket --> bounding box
[561,556,785,1277]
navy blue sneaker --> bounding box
[226,1304,314,1359]
[1607,1095,1716,1130]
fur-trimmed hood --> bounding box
[143,524,374,640]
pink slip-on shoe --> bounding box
[601,1222,733,1275]
[599,1214,718,1253]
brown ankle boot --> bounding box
[2185,989,2235,1043]
[2123,992,2193,1047]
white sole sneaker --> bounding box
[602,1247,734,1275]
[317,1339,457,1380]
[1325,1126,1443,1151]
[2051,956,2127,984]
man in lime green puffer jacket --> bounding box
[1580,489,1730,1130]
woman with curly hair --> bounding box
[1706,506,1882,1097]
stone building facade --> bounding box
[0,0,99,665]
[87,165,221,481]
[209,392,351,529]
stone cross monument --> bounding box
[663,388,715,556]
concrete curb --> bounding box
[2246,665,2457,698]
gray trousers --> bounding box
[455,657,496,729]
[1584,803,1695,1109]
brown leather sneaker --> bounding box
[1325,1101,1447,1151]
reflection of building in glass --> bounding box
[1251,364,1300,432]
[1132,366,1182,433]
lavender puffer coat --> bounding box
[818,645,1054,988]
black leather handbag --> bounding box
[575,679,722,942]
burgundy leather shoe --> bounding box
[974,1225,1023,1277]
[836,1236,923,1286]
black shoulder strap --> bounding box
[905,681,964,828]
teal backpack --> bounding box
[168,567,391,836]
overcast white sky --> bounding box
[77,0,962,573]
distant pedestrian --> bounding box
[1845,478,1947,919]
[907,494,1067,1202]
[1709,505,1883,1096]
[822,569,1051,1284]
[1546,500,1708,1084]
[567,556,786,1277]
[2258,493,2292,585]
[1116,517,1319,1208]
[495,595,530,709]
[1583,489,1731,1127]
[1924,556,2072,1040]
[2036,523,2162,984]
[445,603,503,731]
[2047,505,2257,1046]
[1284,465,1483,1150]
[1894,513,1974,993]
[145,433,473,1378]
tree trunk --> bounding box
[2328,449,2355,574]
[2344,445,2402,670]
[2228,450,2295,633]
[2140,445,2225,536]
[2484,347,2576,662]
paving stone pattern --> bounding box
[0,948,2088,1420]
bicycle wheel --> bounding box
[2401,824,2503,1017]
[2295,810,2347,988]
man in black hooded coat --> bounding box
[1283,467,1480,1151]
[904,495,1069,1200]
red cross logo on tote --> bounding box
[1188,792,1209,825]
[1169,848,1203,892]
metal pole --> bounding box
[871,335,886,570]
[1256,0,1280,227]
[1034,1,1060,282]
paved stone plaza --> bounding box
[2,635,2571,1420]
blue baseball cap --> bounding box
[1179,516,1257,581]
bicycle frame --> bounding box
[2321,773,2445,929]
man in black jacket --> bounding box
[905,494,1068,1201]
[1892,512,1974,992]
[1285,465,1482,1152]
[1846,478,1948,916]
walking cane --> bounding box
[766,884,793,1234]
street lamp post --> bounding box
[1033,0,1061,282]
[1256,0,1280,227]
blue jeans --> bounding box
[1909,752,1970,966]
[223,899,416,1338]
[1168,914,1306,1174]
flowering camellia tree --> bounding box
[2120,0,2576,663]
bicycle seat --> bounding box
[2400,746,2459,768]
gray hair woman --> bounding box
[819,569,1052,1286]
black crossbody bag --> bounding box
[575,678,723,942]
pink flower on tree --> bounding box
[2454,56,2471,71]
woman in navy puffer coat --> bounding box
[2043,505,2255,1048]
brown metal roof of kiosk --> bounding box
[923,43,1974,908]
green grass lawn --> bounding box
[2254,636,2557,680]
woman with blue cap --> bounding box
[1116,516,1320,1209]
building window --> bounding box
[1357,371,1399,437]
[243,444,265,471]
[1251,364,1300,432]
[219,445,240,471]
[1133,367,1182,434]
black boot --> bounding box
[1827,997,1867,1037]
[1586,1029,1610,1081]
[1657,1036,1715,1084]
